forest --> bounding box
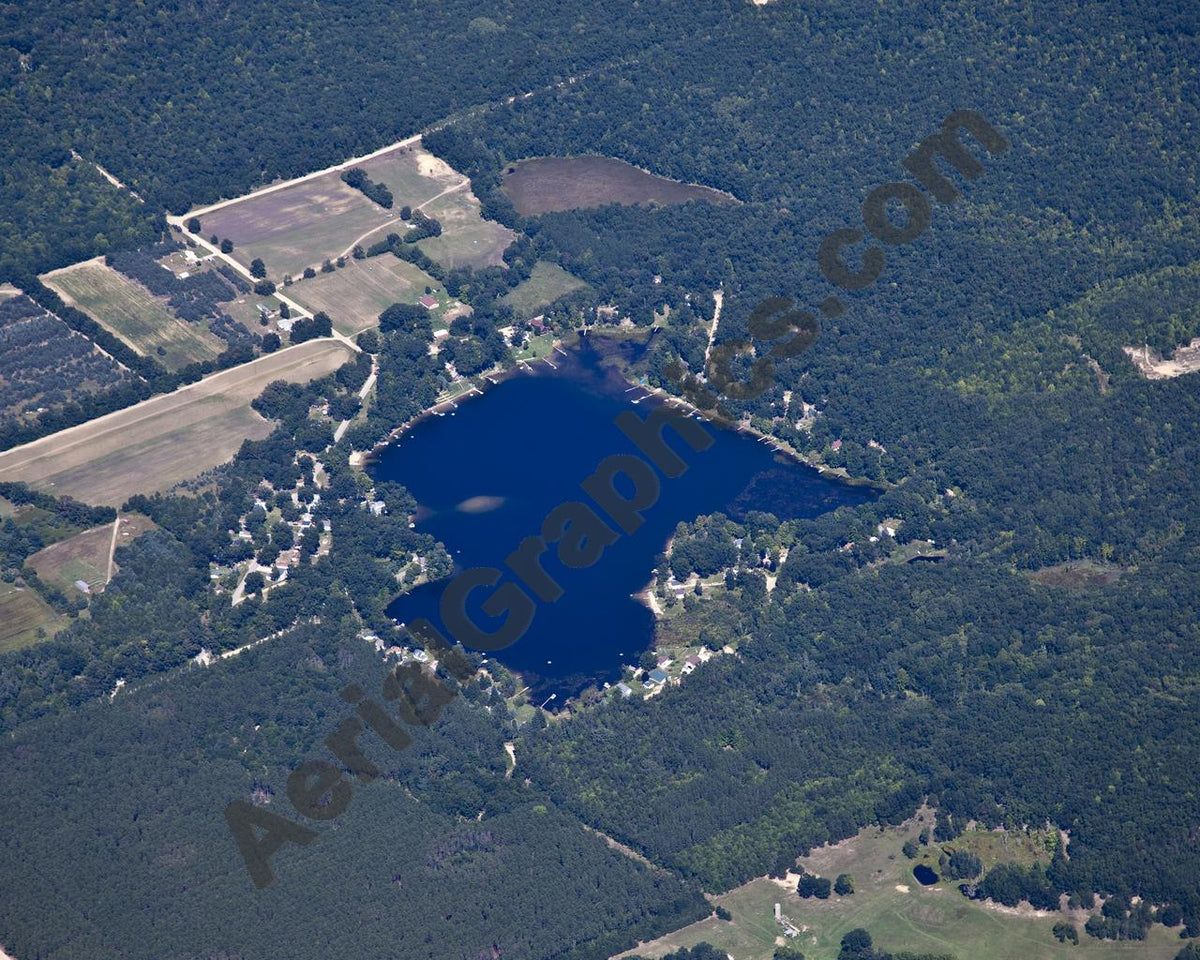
[2,0,1200,957]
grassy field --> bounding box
[287,256,441,334]
[44,261,226,371]
[416,186,516,269]
[359,145,462,210]
[0,580,66,654]
[26,513,156,596]
[502,156,739,216]
[615,815,1189,960]
[502,261,588,318]
[0,340,353,506]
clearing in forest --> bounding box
[0,339,353,506]
[26,513,156,597]
[613,814,1183,960]
[44,260,225,370]
[501,156,738,216]
[501,261,588,318]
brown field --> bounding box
[416,187,516,270]
[502,156,739,216]
[0,283,20,301]
[287,256,441,334]
[44,261,225,371]
[202,177,394,279]
[0,580,66,654]
[1027,561,1125,590]
[26,513,156,596]
[0,339,353,506]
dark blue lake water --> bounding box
[376,341,873,702]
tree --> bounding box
[774,947,805,960]
[400,205,412,220]
[244,571,265,595]
[254,280,276,295]
[714,905,731,921]
[902,839,919,859]
[303,266,317,279]
[947,850,982,880]
[797,874,831,899]
[1052,921,1079,945]
[250,258,267,279]
[839,930,872,960]
[219,238,234,254]
[279,302,290,319]
[358,329,381,353]
[186,217,201,233]
[834,874,855,896]
[261,333,281,353]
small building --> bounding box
[418,294,439,310]
[275,548,300,569]
[615,682,633,698]
[682,655,700,675]
[646,669,669,686]
[432,328,450,340]
[830,439,843,451]
[74,579,91,594]
[528,315,546,332]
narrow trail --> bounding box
[105,514,121,583]
[704,287,723,368]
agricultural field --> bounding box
[501,156,739,216]
[190,141,512,279]
[286,255,442,335]
[0,292,132,427]
[0,339,353,506]
[26,513,156,597]
[502,261,589,318]
[44,260,226,371]
[616,815,1187,960]
[0,580,66,654]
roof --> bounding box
[647,669,668,684]
[418,294,438,309]
[686,655,700,666]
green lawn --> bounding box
[501,261,588,319]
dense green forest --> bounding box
[2,0,1200,957]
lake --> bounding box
[376,341,873,702]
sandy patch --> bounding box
[770,871,804,890]
[1123,338,1200,379]
[418,153,456,180]
[895,884,911,893]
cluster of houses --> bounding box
[613,647,714,700]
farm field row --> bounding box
[44,259,226,371]
[0,339,353,506]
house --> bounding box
[646,669,669,686]
[528,315,546,332]
[682,655,700,675]
[615,682,633,698]
[418,294,439,309]
[433,328,450,340]
[275,548,300,569]
[277,317,295,332]
[74,579,92,594]
[830,439,843,451]
[656,655,673,670]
